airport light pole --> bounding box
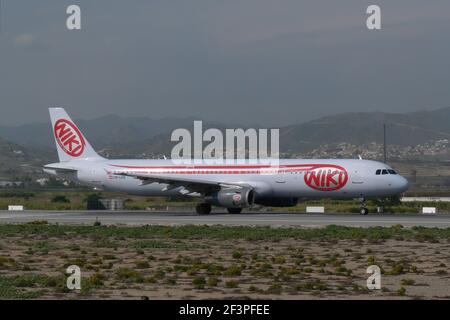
[383,123,387,164]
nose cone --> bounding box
[396,175,409,193]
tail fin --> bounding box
[49,108,104,162]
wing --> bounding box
[115,172,248,195]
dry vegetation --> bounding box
[2,190,450,213]
[0,224,449,299]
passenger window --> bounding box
[376,169,381,175]
[388,169,397,174]
[382,169,388,175]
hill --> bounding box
[1,107,449,157]
[0,137,52,180]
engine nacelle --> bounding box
[255,197,298,207]
[207,188,255,208]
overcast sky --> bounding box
[1,0,450,126]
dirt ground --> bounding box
[0,228,449,299]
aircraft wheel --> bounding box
[360,207,369,215]
[196,203,211,215]
[227,208,242,214]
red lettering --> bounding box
[304,166,348,191]
[53,119,86,157]
[326,170,338,187]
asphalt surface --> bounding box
[0,210,450,228]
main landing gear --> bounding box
[195,204,243,215]
[196,203,211,215]
[359,197,369,215]
[227,208,242,214]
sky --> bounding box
[1,0,450,126]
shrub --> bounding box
[145,277,157,284]
[400,278,415,286]
[249,286,259,292]
[187,267,199,276]
[84,193,103,203]
[165,277,177,285]
[224,265,242,276]
[115,268,143,282]
[266,283,282,294]
[193,276,206,289]
[206,264,224,276]
[207,277,219,287]
[135,260,150,269]
[272,256,286,264]
[367,256,376,265]
[388,264,405,275]
[225,280,239,288]
[396,287,406,296]
[87,273,104,287]
[232,251,243,259]
[51,195,70,203]
[27,220,48,225]
[298,280,327,291]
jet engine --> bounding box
[207,188,255,208]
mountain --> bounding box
[0,137,53,180]
[0,115,242,151]
[141,108,450,155]
[280,108,450,152]
[1,107,450,157]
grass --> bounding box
[2,190,450,213]
[0,223,449,299]
[0,191,197,211]
[272,198,450,214]
[115,268,144,283]
[0,274,64,299]
[0,224,449,242]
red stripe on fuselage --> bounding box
[108,164,346,175]
[110,164,316,170]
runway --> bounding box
[1,210,450,228]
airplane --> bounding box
[44,108,409,215]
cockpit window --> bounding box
[381,169,388,175]
[375,169,381,175]
[388,169,397,174]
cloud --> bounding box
[1,1,450,126]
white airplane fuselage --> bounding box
[45,158,408,199]
[44,108,409,214]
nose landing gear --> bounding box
[359,197,369,215]
[196,203,211,215]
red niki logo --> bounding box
[232,194,242,202]
[54,119,86,157]
[304,165,348,191]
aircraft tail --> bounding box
[49,108,104,162]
